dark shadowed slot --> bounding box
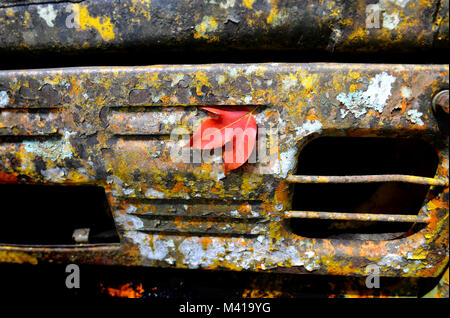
[0,184,120,246]
[288,137,439,240]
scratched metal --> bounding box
[0,0,448,53]
[0,63,448,280]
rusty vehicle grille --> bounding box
[287,137,441,240]
[0,63,448,279]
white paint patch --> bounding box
[230,210,240,217]
[37,5,57,27]
[378,254,405,269]
[279,147,297,178]
[115,213,144,230]
[171,74,184,87]
[124,232,171,260]
[126,205,138,214]
[406,109,424,126]
[282,76,297,91]
[295,120,323,137]
[145,188,166,199]
[337,72,396,118]
[337,92,368,118]
[107,175,123,185]
[219,0,235,9]
[382,13,400,30]
[401,86,412,99]
[384,0,410,8]
[23,130,75,160]
[243,96,252,103]
[124,215,144,230]
[0,91,9,108]
[278,120,322,177]
[228,68,239,78]
[153,111,183,127]
[123,188,135,196]
[245,65,259,75]
[41,167,67,182]
[178,237,226,269]
[216,75,226,85]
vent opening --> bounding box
[288,137,439,240]
[0,184,120,246]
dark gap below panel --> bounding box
[0,184,119,246]
[0,48,448,70]
[0,263,445,299]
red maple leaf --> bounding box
[190,106,257,174]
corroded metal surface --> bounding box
[0,63,448,281]
[287,174,448,186]
[0,0,448,53]
[285,211,431,224]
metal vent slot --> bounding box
[285,137,444,240]
[0,184,120,246]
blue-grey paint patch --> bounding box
[382,12,400,30]
[0,91,9,108]
[177,236,320,271]
[37,5,57,27]
[23,131,74,160]
[124,232,172,261]
[145,187,166,199]
[406,109,424,126]
[41,167,68,182]
[337,72,396,118]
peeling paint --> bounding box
[125,232,171,261]
[401,86,412,99]
[281,75,297,91]
[116,213,144,230]
[41,167,67,182]
[22,131,75,161]
[145,187,166,199]
[279,147,297,178]
[337,72,396,118]
[378,254,405,270]
[0,91,9,108]
[179,237,226,269]
[406,109,424,126]
[295,120,323,137]
[219,0,236,9]
[37,5,57,28]
[382,13,400,30]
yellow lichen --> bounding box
[73,4,116,41]
[242,0,255,9]
[194,16,218,39]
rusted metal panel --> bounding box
[0,63,448,280]
[0,0,448,53]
